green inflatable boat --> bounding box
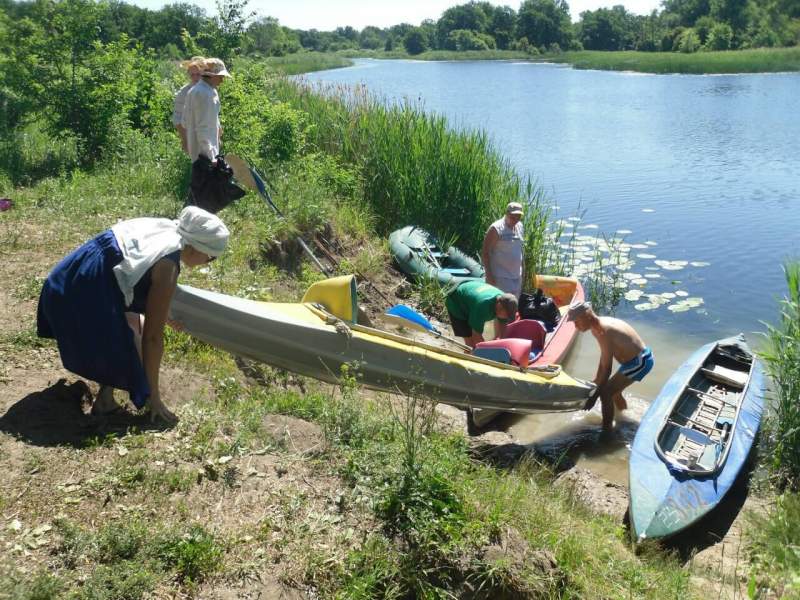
[389,226,484,288]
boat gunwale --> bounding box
[304,302,589,384]
[652,336,755,477]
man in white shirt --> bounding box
[481,201,525,336]
[172,56,205,155]
[182,58,231,165]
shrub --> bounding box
[677,28,701,53]
[706,22,734,50]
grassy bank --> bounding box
[746,262,800,597]
[0,60,717,597]
[259,52,353,75]
[547,46,800,73]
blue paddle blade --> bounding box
[249,167,268,196]
[385,305,436,332]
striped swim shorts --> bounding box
[617,347,654,382]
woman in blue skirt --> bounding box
[37,206,229,423]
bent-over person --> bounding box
[566,301,654,432]
[445,280,518,349]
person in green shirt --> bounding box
[445,280,518,348]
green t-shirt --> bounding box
[445,280,502,334]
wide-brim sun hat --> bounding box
[202,58,232,78]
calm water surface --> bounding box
[304,60,800,483]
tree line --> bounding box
[1,0,798,157]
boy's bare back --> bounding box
[593,316,646,364]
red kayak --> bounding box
[469,276,584,430]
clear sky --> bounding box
[128,0,664,29]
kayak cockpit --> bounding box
[655,338,754,475]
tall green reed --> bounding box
[268,78,554,256]
[760,261,800,486]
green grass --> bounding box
[0,60,717,599]
[548,46,800,74]
[759,261,800,485]
[747,492,800,598]
[258,52,353,75]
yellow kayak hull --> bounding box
[170,285,593,413]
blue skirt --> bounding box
[36,231,150,408]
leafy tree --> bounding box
[197,0,254,65]
[446,28,494,50]
[517,0,574,49]
[677,26,701,50]
[661,0,712,26]
[706,20,733,47]
[359,25,384,49]
[710,0,750,33]
[404,27,428,54]
[579,6,632,50]
[247,16,300,55]
[484,4,517,49]
[436,2,490,47]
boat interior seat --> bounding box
[502,319,546,352]
[475,338,532,368]
[701,365,748,389]
[473,347,512,365]
[698,443,720,470]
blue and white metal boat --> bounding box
[628,335,765,542]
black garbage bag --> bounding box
[518,288,561,331]
[187,154,246,214]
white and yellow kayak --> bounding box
[169,276,594,413]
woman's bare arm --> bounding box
[142,259,179,423]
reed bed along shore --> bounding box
[547,46,800,74]
[326,46,800,74]
[268,76,554,266]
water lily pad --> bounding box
[675,290,689,297]
[684,297,704,308]
[655,260,686,271]
[625,290,644,301]
[645,241,658,246]
[690,261,710,267]
[668,304,691,313]
[622,272,643,280]
[661,292,676,299]
[632,278,649,285]
[644,273,661,279]
[616,229,632,235]
[568,216,582,222]
[647,294,670,305]
[580,224,599,229]
[637,253,657,259]
[634,302,660,311]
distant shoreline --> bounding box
[276,47,800,75]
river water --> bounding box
[303,59,800,484]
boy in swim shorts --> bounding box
[566,302,654,432]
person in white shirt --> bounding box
[481,201,525,336]
[172,56,205,155]
[182,58,231,165]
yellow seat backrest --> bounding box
[302,275,358,323]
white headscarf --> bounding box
[111,206,229,307]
